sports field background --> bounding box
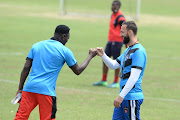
[0,0,180,120]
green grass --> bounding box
[141,0,180,16]
[63,0,180,16]
[1,0,180,16]
[0,0,180,119]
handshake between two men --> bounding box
[89,47,105,57]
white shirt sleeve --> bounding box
[101,53,121,70]
[119,68,142,98]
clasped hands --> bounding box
[89,47,104,57]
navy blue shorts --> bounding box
[105,42,123,59]
[112,99,143,120]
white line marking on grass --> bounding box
[0,79,19,84]
[150,56,180,60]
[0,52,24,56]
[1,79,180,102]
[145,97,180,102]
[56,86,180,102]
[1,3,180,26]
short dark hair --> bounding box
[122,21,137,35]
[55,25,70,35]
[113,0,121,8]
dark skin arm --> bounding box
[16,60,32,94]
[70,48,97,75]
[16,49,95,94]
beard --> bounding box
[123,35,130,44]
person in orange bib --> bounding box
[93,0,126,88]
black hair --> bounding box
[113,0,121,8]
[55,25,70,35]
[122,21,137,35]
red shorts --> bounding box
[14,91,57,120]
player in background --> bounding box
[14,25,97,120]
[96,21,147,120]
[93,0,126,88]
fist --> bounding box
[96,47,104,57]
[89,48,97,57]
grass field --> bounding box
[0,0,180,120]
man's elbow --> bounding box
[74,69,83,75]
[75,73,80,75]
[75,71,81,75]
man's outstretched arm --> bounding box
[96,47,121,69]
[70,48,96,75]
